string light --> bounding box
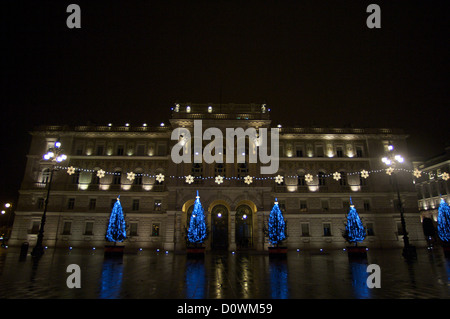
[55,165,449,185]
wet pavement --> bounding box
[0,246,450,299]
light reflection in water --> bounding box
[269,260,289,299]
[185,259,206,299]
[99,259,124,299]
[349,261,371,299]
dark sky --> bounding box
[1,0,449,204]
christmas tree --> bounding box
[343,198,366,245]
[437,198,450,243]
[267,198,287,246]
[105,196,127,243]
[187,191,208,246]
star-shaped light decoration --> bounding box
[97,169,105,179]
[305,173,314,183]
[333,172,341,181]
[442,172,449,181]
[360,170,369,179]
[127,172,136,181]
[274,175,284,184]
[215,175,224,185]
[185,175,194,184]
[156,173,165,183]
[413,168,422,179]
[244,175,253,185]
[386,167,394,176]
[67,166,75,175]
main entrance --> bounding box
[211,205,228,250]
[235,205,253,249]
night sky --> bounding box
[1,0,449,205]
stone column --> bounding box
[163,211,176,251]
[229,210,236,251]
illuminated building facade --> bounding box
[10,103,426,251]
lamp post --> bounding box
[31,140,67,258]
[382,144,417,260]
[1,203,13,247]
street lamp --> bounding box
[1,203,13,247]
[31,140,67,258]
[382,144,417,260]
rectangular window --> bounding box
[321,200,329,212]
[323,223,332,236]
[152,223,160,237]
[300,200,308,212]
[364,200,371,211]
[96,145,104,156]
[343,200,350,211]
[157,143,166,156]
[132,199,140,211]
[136,144,145,156]
[366,223,375,236]
[62,221,72,235]
[336,146,344,158]
[116,145,124,156]
[154,199,162,211]
[67,198,75,210]
[84,222,94,235]
[356,146,363,158]
[89,198,96,210]
[397,222,404,236]
[37,198,44,210]
[30,221,40,234]
[130,223,138,236]
[316,145,324,157]
[301,223,310,236]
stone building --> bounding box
[10,103,426,251]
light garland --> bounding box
[56,165,450,187]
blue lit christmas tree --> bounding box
[106,196,127,243]
[343,198,366,245]
[267,198,287,247]
[437,198,450,243]
[187,191,208,246]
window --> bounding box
[237,163,249,178]
[339,172,347,186]
[37,198,44,209]
[84,222,94,235]
[157,143,167,156]
[116,145,124,156]
[298,174,306,186]
[130,223,138,236]
[75,144,84,155]
[41,169,50,184]
[295,146,304,157]
[301,223,310,236]
[356,146,363,158]
[366,223,375,236]
[321,200,329,212]
[300,200,307,212]
[318,172,326,186]
[279,200,286,212]
[89,198,96,210]
[154,199,162,211]
[96,145,104,156]
[359,173,367,186]
[30,221,40,234]
[316,145,324,157]
[343,200,350,211]
[67,198,75,210]
[72,171,80,184]
[136,144,145,156]
[62,221,72,235]
[192,163,203,183]
[323,223,332,236]
[364,200,371,211]
[111,199,116,209]
[132,199,140,211]
[134,174,142,185]
[336,146,344,158]
[152,223,160,237]
[113,171,121,185]
[215,163,226,177]
[396,222,404,236]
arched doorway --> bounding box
[236,205,253,249]
[211,205,228,250]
